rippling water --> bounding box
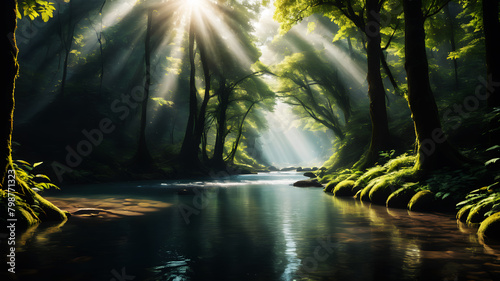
[3,172,500,280]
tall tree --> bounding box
[274,0,393,168]
[1,0,19,188]
[134,7,154,166]
[482,0,500,108]
[403,0,463,171]
[275,50,351,139]
[2,0,56,187]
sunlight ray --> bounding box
[258,102,332,168]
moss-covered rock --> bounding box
[386,186,417,209]
[456,205,473,222]
[369,179,397,205]
[293,179,323,187]
[478,212,500,243]
[360,179,380,202]
[408,190,435,212]
[333,180,356,196]
[466,200,495,225]
[354,166,386,190]
[385,154,416,172]
[324,181,337,192]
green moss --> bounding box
[478,212,500,243]
[367,167,417,206]
[369,178,398,205]
[324,181,337,193]
[466,200,495,225]
[360,178,380,202]
[333,180,356,197]
[354,166,386,190]
[456,205,473,222]
[384,154,416,173]
[386,186,417,209]
[408,190,435,212]
[322,169,357,192]
[16,205,41,228]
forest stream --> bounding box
[5,172,500,281]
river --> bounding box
[4,172,500,280]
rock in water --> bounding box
[303,172,316,178]
[293,179,323,187]
[478,212,500,244]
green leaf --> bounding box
[15,160,31,166]
[485,158,500,166]
[34,174,51,181]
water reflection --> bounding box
[6,174,500,281]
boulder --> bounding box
[303,172,316,178]
[293,179,323,187]
[369,180,396,205]
[408,190,435,212]
[386,186,416,209]
[324,181,337,193]
[333,180,356,196]
[478,212,500,244]
[456,205,473,222]
[466,201,495,226]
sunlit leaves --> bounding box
[18,0,56,22]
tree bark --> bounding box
[403,0,463,171]
[179,18,199,167]
[445,4,459,90]
[483,0,500,108]
[192,38,211,164]
[58,0,75,98]
[135,8,153,165]
[356,0,391,168]
[482,0,500,145]
[212,78,229,169]
[226,102,257,163]
[1,0,18,188]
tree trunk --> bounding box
[356,0,391,168]
[179,18,199,167]
[135,8,153,166]
[226,102,256,163]
[1,0,18,188]
[59,1,74,98]
[483,0,500,109]
[192,39,211,163]
[403,0,463,171]
[445,4,459,90]
[482,0,500,146]
[212,78,229,169]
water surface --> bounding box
[3,172,500,280]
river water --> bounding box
[4,172,500,280]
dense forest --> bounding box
[2,0,500,256]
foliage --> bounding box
[18,0,56,21]
[13,160,60,191]
[457,183,500,219]
[274,49,351,139]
